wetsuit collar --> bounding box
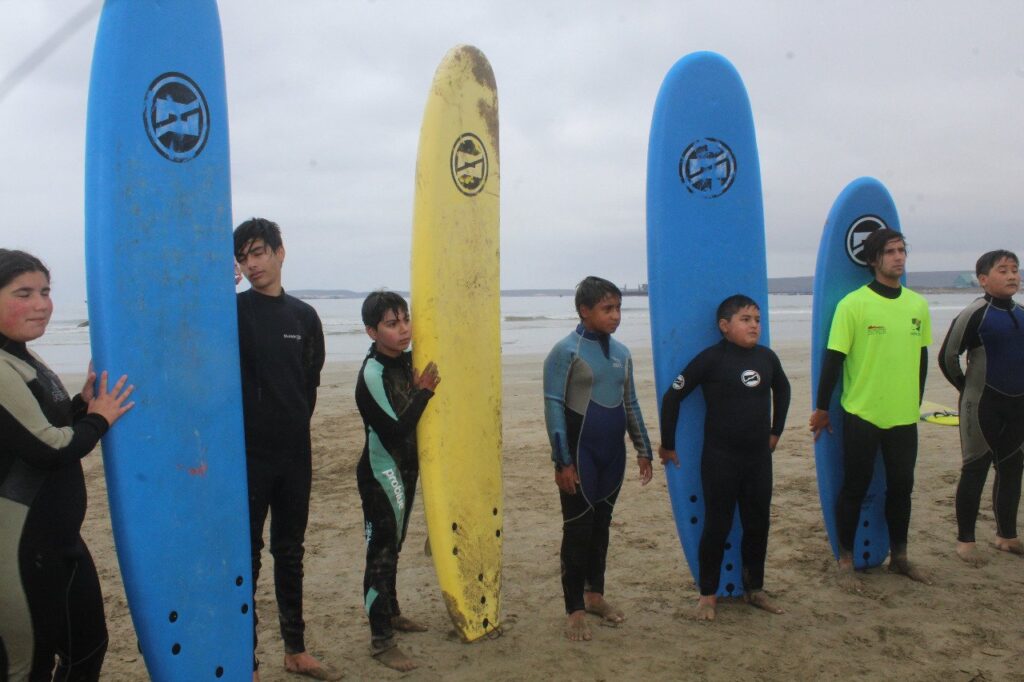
[984,293,1016,310]
[868,279,902,299]
[576,322,611,358]
[366,343,410,366]
[0,333,29,359]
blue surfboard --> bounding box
[646,52,768,597]
[811,177,901,568]
[85,1,252,678]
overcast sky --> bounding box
[2,1,1022,306]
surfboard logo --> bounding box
[845,215,887,266]
[740,370,761,387]
[678,138,736,198]
[450,133,488,196]
[143,72,210,162]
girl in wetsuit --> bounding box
[939,250,1024,565]
[0,249,134,681]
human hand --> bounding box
[769,434,779,452]
[555,464,579,495]
[86,371,135,426]
[80,361,97,402]
[638,457,653,485]
[658,445,679,467]
[808,409,832,442]
[414,361,441,392]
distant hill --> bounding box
[290,271,980,300]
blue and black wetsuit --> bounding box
[1,337,110,681]
[939,294,1024,543]
[660,339,790,596]
[543,324,652,614]
[355,345,433,649]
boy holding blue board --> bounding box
[543,276,654,642]
[355,291,440,671]
[659,295,790,621]
[939,250,1024,565]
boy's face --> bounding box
[579,294,621,335]
[719,305,761,348]
[979,257,1020,298]
[236,238,285,294]
[366,307,411,358]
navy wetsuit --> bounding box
[543,324,652,614]
[939,294,1024,542]
[660,339,790,595]
[1,337,110,681]
[355,346,433,649]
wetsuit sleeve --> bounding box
[919,347,928,404]
[305,311,326,415]
[658,349,711,451]
[815,349,845,411]
[0,363,109,470]
[355,365,432,452]
[542,343,573,467]
[623,355,653,459]
[938,305,983,393]
[770,351,791,436]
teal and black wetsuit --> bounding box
[355,345,433,648]
[543,324,652,614]
[940,294,1024,542]
[1,337,110,680]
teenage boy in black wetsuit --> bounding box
[939,250,1024,565]
[355,291,440,672]
[810,228,932,590]
[234,218,335,682]
[658,295,790,621]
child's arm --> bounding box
[769,351,791,452]
[542,344,574,468]
[938,306,981,393]
[623,355,654,485]
[355,362,437,450]
[657,350,708,464]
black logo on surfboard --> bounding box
[143,72,210,162]
[679,138,736,198]
[845,215,888,266]
[450,133,488,196]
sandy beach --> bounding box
[76,342,1023,681]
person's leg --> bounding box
[738,452,781,608]
[52,544,107,681]
[878,423,930,582]
[388,464,426,632]
[954,453,991,565]
[269,452,312,655]
[583,485,623,624]
[836,412,882,555]
[989,396,1024,552]
[696,449,740,619]
[245,454,274,668]
[560,485,594,641]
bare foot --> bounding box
[371,641,417,673]
[695,595,716,621]
[888,555,933,585]
[565,610,592,641]
[955,541,988,567]
[584,592,625,625]
[993,536,1024,555]
[391,615,428,632]
[284,651,342,680]
[744,590,784,614]
[835,557,865,594]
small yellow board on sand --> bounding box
[411,44,502,642]
[920,400,959,426]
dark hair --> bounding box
[860,228,906,273]
[362,290,409,328]
[574,276,622,316]
[233,217,283,260]
[0,249,50,290]
[716,294,760,331]
[976,249,1019,277]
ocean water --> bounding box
[33,292,983,375]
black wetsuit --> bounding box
[660,339,790,596]
[236,289,325,661]
[939,294,1024,543]
[354,346,433,648]
[1,337,110,681]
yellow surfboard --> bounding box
[411,45,502,642]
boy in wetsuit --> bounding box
[355,291,440,672]
[658,295,790,621]
[939,250,1024,565]
[543,276,654,642]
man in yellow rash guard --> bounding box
[810,228,932,590]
